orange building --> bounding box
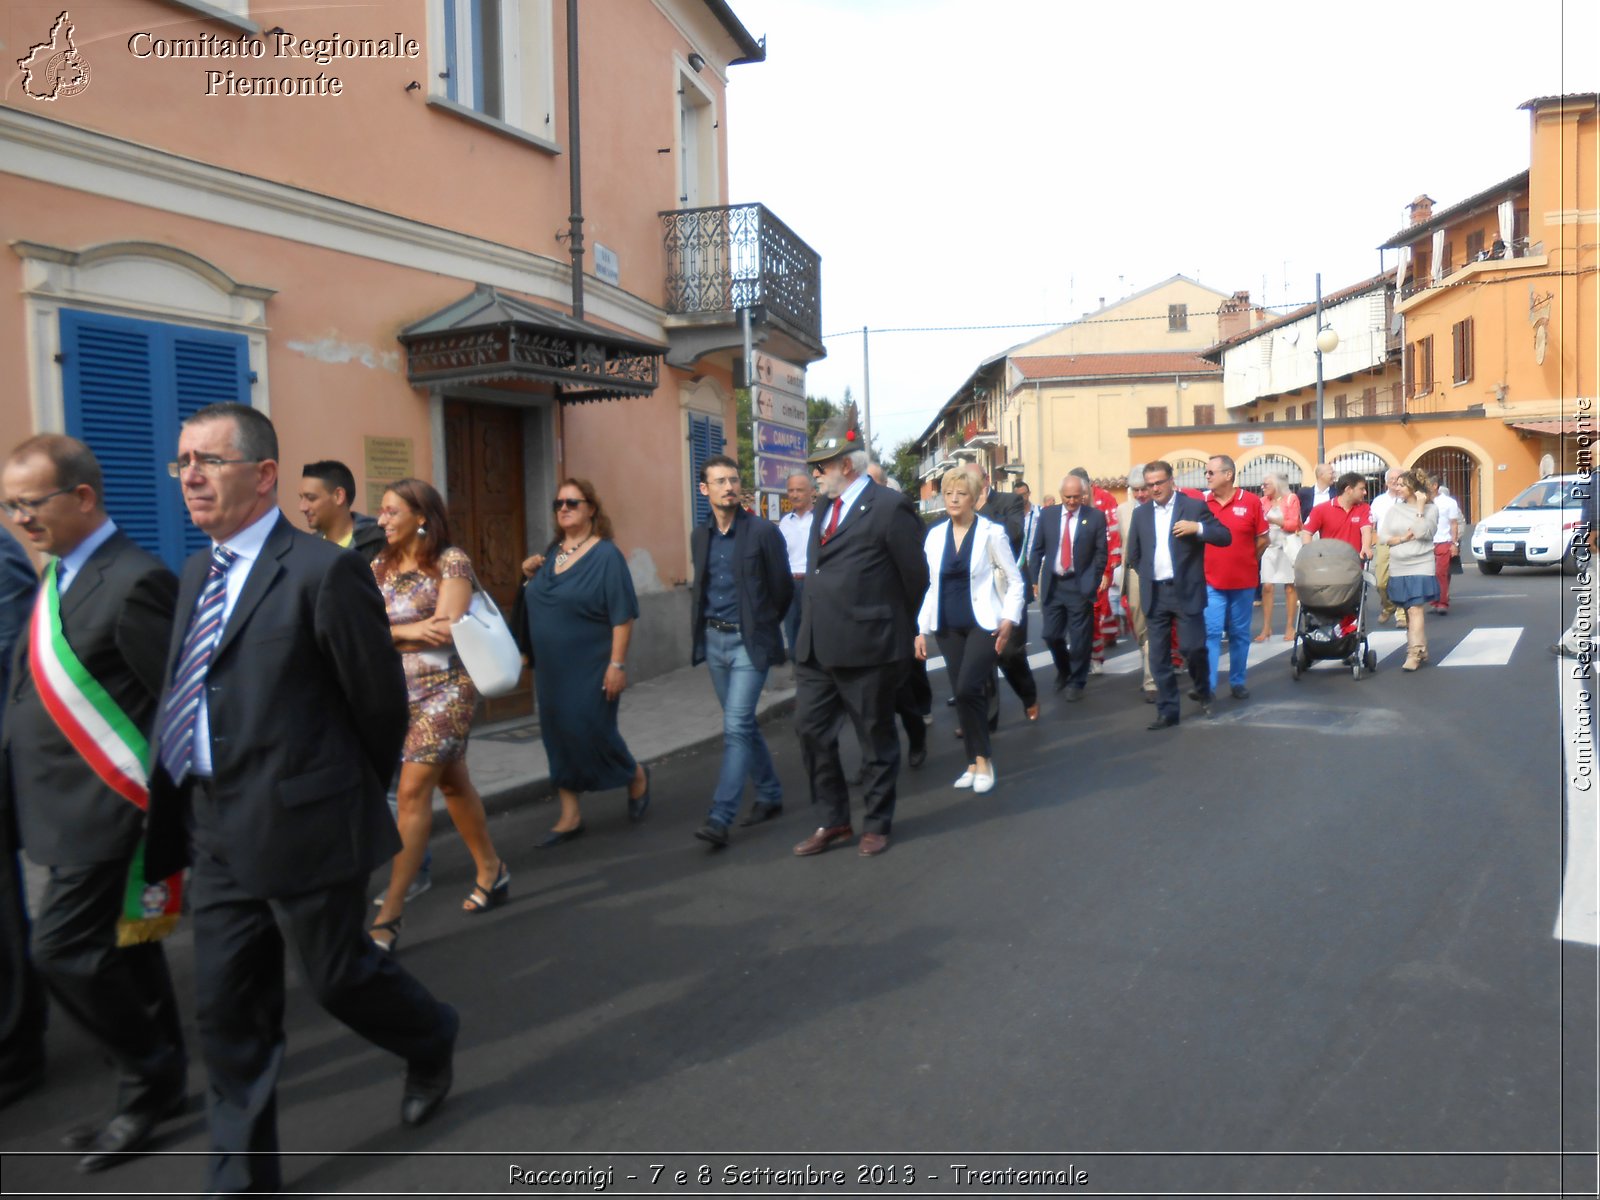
[1132,93,1598,520]
[1,1,822,698]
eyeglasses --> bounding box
[166,454,261,477]
[552,497,587,511]
[0,487,74,520]
[1203,469,1231,477]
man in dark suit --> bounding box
[966,462,1039,720]
[1028,474,1109,702]
[1297,462,1334,522]
[143,404,456,1196]
[1123,459,1233,729]
[0,436,188,1169]
[0,520,47,1114]
[792,406,928,858]
[689,454,794,846]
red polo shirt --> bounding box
[1304,499,1372,553]
[1203,488,1269,589]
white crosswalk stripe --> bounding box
[1438,626,1523,666]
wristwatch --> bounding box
[609,662,627,670]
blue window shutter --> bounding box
[60,310,163,557]
[60,309,250,570]
[689,415,724,528]
[443,0,459,102]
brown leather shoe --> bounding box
[858,832,890,857]
[793,824,853,856]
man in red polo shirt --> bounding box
[1302,472,1374,558]
[1202,455,1269,699]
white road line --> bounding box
[1556,661,1598,945]
[1438,626,1523,667]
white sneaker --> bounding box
[954,771,975,788]
[1089,660,1105,676]
[973,769,996,794]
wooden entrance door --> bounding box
[444,400,530,722]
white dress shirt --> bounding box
[1152,498,1177,581]
[192,506,281,777]
[778,508,812,574]
[1433,492,1463,545]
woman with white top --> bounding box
[914,467,1025,794]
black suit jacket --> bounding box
[979,488,1025,556]
[1027,505,1109,608]
[1123,494,1232,615]
[144,512,409,898]
[796,480,929,669]
[1297,487,1333,521]
[3,529,176,867]
[689,508,794,672]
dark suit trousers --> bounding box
[995,608,1038,707]
[32,860,187,1116]
[188,814,453,1194]
[1040,582,1096,690]
[795,659,901,834]
[894,658,931,751]
[1145,579,1210,721]
[0,815,47,1092]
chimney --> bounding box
[1217,290,1253,342]
[1407,194,1435,226]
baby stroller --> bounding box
[1290,539,1378,681]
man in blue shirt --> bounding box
[688,455,794,846]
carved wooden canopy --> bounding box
[399,285,663,403]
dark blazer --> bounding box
[144,513,408,898]
[796,479,929,669]
[1028,504,1109,607]
[3,529,176,866]
[1297,486,1333,521]
[689,508,794,672]
[0,528,35,745]
[1123,493,1233,615]
[979,488,1025,556]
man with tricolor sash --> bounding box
[1,434,188,1173]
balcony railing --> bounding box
[660,203,822,350]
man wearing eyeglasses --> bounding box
[0,435,188,1170]
[1124,460,1232,729]
[1201,455,1269,701]
[142,404,457,1195]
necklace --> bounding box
[554,533,594,567]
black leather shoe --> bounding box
[1230,684,1250,700]
[75,1110,167,1174]
[694,820,730,847]
[907,739,927,768]
[1065,686,1084,702]
[1146,716,1179,731]
[627,766,651,821]
[945,695,957,707]
[1186,687,1202,701]
[401,1006,458,1127]
[536,824,585,848]
[1197,692,1215,716]
[1053,674,1069,693]
[739,803,782,827]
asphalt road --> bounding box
[2,565,1594,1197]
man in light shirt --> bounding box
[1430,480,1463,615]
[777,472,814,655]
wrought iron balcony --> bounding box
[660,203,823,367]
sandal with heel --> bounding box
[463,862,510,915]
[370,917,403,953]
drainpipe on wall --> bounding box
[565,0,585,320]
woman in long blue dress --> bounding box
[522,478,651,847]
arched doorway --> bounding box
[1330,450,1391,499]
[1237,453,1304,492]
[1414,447,1480,522]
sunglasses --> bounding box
[552,497,587,511]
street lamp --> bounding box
[1313,272,1340,464]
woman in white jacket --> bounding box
[914,467,1025,793]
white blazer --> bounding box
[917,515,1026,634]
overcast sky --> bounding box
[724,0,1598,452]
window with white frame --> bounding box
[435,0,554,139]
[677,66,718,207]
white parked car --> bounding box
[1470,473,1591,575]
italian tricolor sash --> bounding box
[29,560,183,946]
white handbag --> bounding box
[451,582,523,697]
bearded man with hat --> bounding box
[791,406,928,858]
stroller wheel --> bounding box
[1365,648,1378,673]
[1291,644,1303,680]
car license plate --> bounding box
[1491,542,1516,553]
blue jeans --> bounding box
[705,627,781,827]
[1205,585,1255,691]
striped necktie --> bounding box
[157,544,237,784]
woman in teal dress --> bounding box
[522,478,651,846]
